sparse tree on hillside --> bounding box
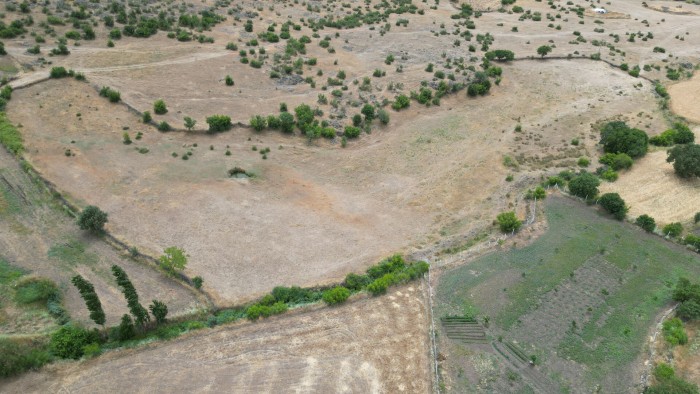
[77,206,108,234]
[497,211,521,233]
[149,300,168,324]
[666,144,700,178]
[184,116,196,131]
[537,45,552,58]
[159,247,188,276]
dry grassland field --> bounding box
[0,0,699,391]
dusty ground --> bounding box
[0,147,204,328]
[1,283,431,393]
[6,57,658,305]
[669,72,700,123]
[600,146,700,226]
[675,322,700,386]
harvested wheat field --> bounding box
[2,284,431,393]
[669,73,700,123]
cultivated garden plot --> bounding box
[435,196,700,393]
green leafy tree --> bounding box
[598,193,627,220]
[663,222,683,238]
[111,265,149,327]
[153,99,167,115]
[635,214,656,233]
[392,94,410,110]
[142,111,152,123]
[116,314,135,340]
[294,104,314,132]
[600,121,648,158]
[77,205,108,234]
[599,152,633,170]
[537,45,552,58]
[224,75,234,86]
[159,247,188,276]
[279,112,295,133]
[71,275,106,326]
[497,211,522,233]
[184,116,196,131]
[149,300,168,324]
[568,173,600,199]
[666,144,700,178]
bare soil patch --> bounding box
[669,73,700,123]
[600,149,700,226]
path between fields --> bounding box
[9,50,228,89]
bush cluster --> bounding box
[99,86,121,103]
[673,278,700,321]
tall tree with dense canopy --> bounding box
[666,144,700,178]
[111,265,149,327]
[568,173,600,199]
[71,275,106,326]
[600,121,648,158]
[77,205,108,234]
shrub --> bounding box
[50,325,99,359]
[377,109,390,125]
[14,277,58,304]
[367,255,406,279]
[206,115,232,133]
[157,121,172,132]
[600,121,648,158]
[153,99,168,115]
[294,104,315,132]
[99,87,120,103]
[599,152,633,170]
[0,338,51,378]
[662,318,688,345]
[0,113,24,155]
[192,276,203,289]
[344,125,361,139]
[598,193,627,220]
[392,94,410,110]
[672,123,695,144]
[650,129,677,147]
[279,112,295,133]
[78,205,108,234]
[662,222,683,238]
[344,273,371,291]
[367,274,394,295]
[49,67,69,78]
[225,75,234,86]
[677,300,700,321]
[635,214,656,232]
[568,172,600,199]
[600,169,618,182]
[142,111,152,123]
[250,115,267,131]
[322,286,351,305]
[361,104,375,121]
[578,157,590,167]
[497,211,521,233]
[666,144,700,178]
[271,286,319,304]
[246,301,287,320]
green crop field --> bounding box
[436,196,700,393]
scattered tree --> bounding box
[77,206,108,234]
[50,325,99,359]
[184,116,196,131]
[598,193,627,220]
[116,314,135,341]
[159,247,188,276]
[250,115,267,131]
[322,286,351,305]
[663,222,683,238]
[279,112,295,133]
[568,172,600,199]
[361,104,375,122]
[192,276,203,289]
[666,144,700,178]
[377,109,390,125]
[537,45,552,58]
[635,214,656,233]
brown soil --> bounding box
[0,147,204,327]
[669,73,700,123]
[2,283,431,393]
[600,148,700,226]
